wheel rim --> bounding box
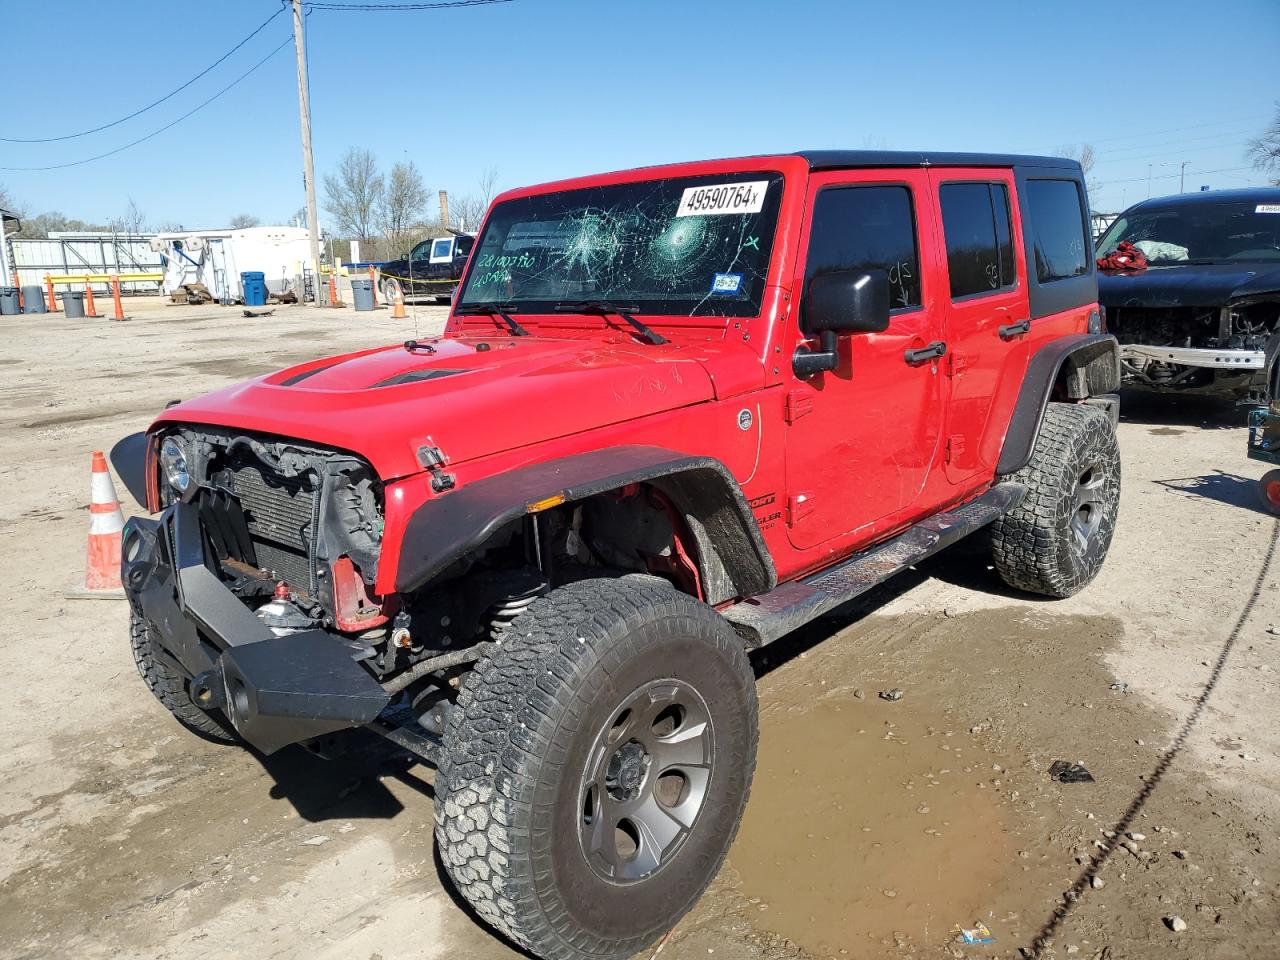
[1266,478,1280,509]
[1069,462,1106,557]
[578,679,714,883]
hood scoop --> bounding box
[372,368,467,388]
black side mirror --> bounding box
[794,269,892,378]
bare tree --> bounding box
[1247,103,1280,186]
[380,160,430,255]
[109,197,148,236]
[324,147,383,243]
[1057,144,1098,201]
[0,183,19,215]
[452,167,501,231]
[229,213,261,229]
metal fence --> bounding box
[8,232,163,294]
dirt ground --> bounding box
[1,296,1277,960]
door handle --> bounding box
[998,318,1031,340]
[904,340,947,365]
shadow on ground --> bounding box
[1155,469,1271,515]
[1119,388,1247,430]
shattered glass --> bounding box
[457,172,784,317]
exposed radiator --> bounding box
[225,455,318,591]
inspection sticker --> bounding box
[677,181,769,217]
[710,272,743,295]
[1257,204,1280,214]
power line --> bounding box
[1054,115,1269,149]
[1095,128,1259,159]
[0,36,293,172]
[1093,165,1256,188]
[305,0,512,8]
[0,8,286,144]
[1093,140,1252,167]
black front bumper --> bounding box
[122,503,390,754]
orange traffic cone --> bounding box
[84,281,99,317]
[67,451,126,599]
[390,279,407,319]
[110,274,127,320]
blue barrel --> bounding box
[241,271,267,306]
[0,287,18,315]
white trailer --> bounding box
[150,226,311,302]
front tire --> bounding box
[130,611,240,744]
[434,578,757,960]
[991,402,1121,597]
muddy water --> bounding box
[731,697,1025,956]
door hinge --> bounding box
[787,493,815,526]
[785,390,815,424]
[945,434,966,464]
[945,352,968,378]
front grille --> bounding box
[225,453,319,590]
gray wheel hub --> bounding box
[578,679,714,883]
[1069,461,1105,557]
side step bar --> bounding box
[722,482,1026,648]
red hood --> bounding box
[152,336,718,480]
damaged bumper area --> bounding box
[122,503,390,754]
[1120,343,1267,370]
[1111,302,1279,400]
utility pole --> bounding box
[1179,161,1189,193]
[291,0,322,306]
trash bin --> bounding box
[351,278,375,312]
[0,287,19,315]
[62,290,86,318]
[241,271,267,306]
[22,285,46,313]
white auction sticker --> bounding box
[676,181,769,217]
[1256,204,1280,214]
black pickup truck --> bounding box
[378,232,474,302]
[1096,187,1280,403]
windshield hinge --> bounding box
[416,444,456,493]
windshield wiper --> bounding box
[455,301,529,337]
[552,300,668,345]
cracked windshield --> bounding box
[457,172,784,316]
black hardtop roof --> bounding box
[794,150,1080,172]
[1126,186,1280,212]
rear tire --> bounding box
[991,402,1121,597]
[434,578,757,960]
[130,610,240,744]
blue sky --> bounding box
[3,0,1277,231]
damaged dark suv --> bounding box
[1096,187,1280,403]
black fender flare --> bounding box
[393,445,777,604]
[111,431,152,508]
[997,333,1120,476]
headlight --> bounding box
[160,436,191,494]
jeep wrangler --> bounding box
[114,151,1121,960]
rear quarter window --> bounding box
[1026,179,1089,283]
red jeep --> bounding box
[114,151,1121,960]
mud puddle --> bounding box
[731,698,1029,956]
[717,608,1148,959]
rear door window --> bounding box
[939,182,1017,299]
[803,185,921,323]
[1026,179,1089,282]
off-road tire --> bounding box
[130,610,240,744]
[434,578,757,960]
[991,402,1121,597]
